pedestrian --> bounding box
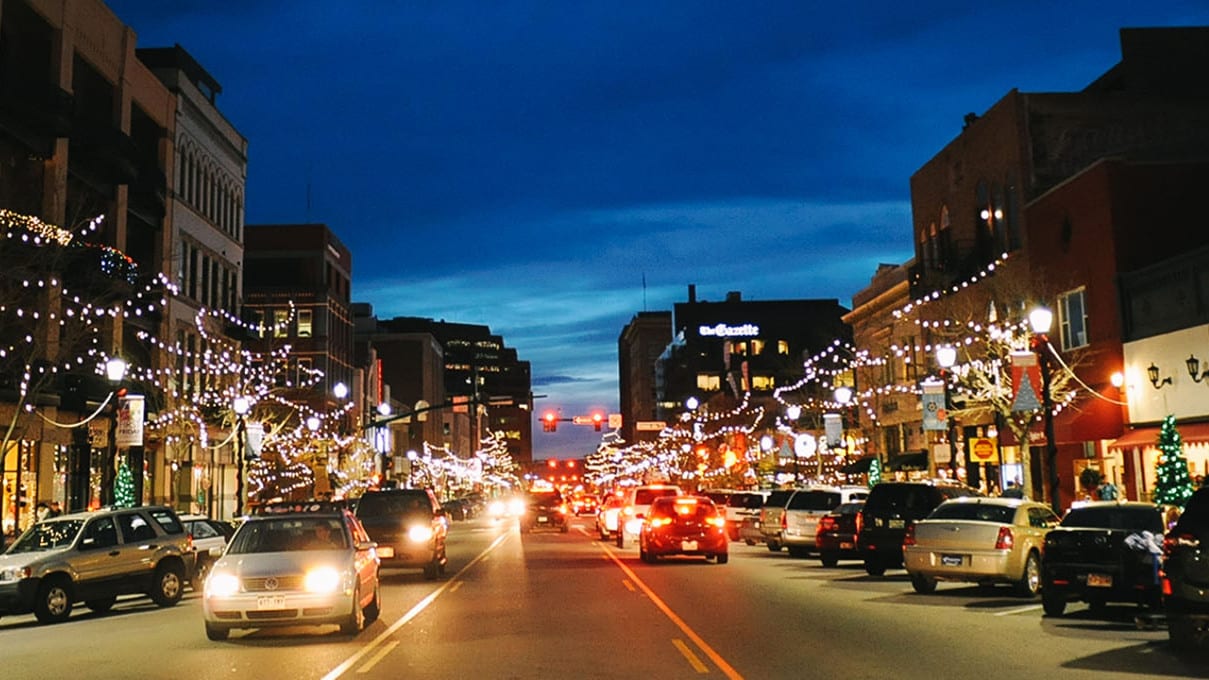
[48,500,62,517]
[1001,479,1024,499]
[34,502,49,522]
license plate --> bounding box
[752,521,760,528]
[840,542,854,550]
[889,519,905,529]
[377,546,395,558]
[941,554,964,567]
[1087,573,1113,587]
[538,516,548,523]
[681,540,698,551]
[257,595,286,610]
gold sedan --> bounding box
[903,497,1060,596]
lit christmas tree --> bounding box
[1153,414,1195,508]
[867,457,883,488]
[114,459,135,508]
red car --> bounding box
[815,501,865,567]
[639,496,728,564]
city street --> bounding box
[2,515,1204,680]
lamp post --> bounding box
[833,386,853,467]
[1029,306,1061,514]
[232,396,250,517]
[935,346,958,478]
[103,358,127,507]
[786,404,802,484]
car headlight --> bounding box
[304,566,342,594]
[206,572,241,598]
[408,525,434,542]
[488,500,505,516]
[508,498,526,516]
[0,566,32,582]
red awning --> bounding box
[1108,422,1209,449]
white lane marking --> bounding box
[356,641,398,674]
[322,531,510,680]
[994,604,1044,617]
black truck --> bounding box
[1041,501,1165,617]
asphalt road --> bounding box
[2,515,1206,679]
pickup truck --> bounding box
[1041,501,1165,617]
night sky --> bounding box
[105,1,1209,458]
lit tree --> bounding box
[1153,414,1195,508]
[867,457,883,487]
[114,459,135,508]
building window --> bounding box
[273,309,290,338]
[733,341,747,355]
[751,375,774,391]
[1058,288,1088,349]
[697,374,721,391]
[777,340,789,355]
[297,309,313,338]
[750,339,765,355]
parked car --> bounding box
[355,488,448,579]
[1041,501,1165,617]
[202,507,380,640]
[1163,487,1209,650]
[616,484,683,548]
[639,496,728,564]
[596,494,625,540]
[730,491,771,545]
[0,505,190,624]
[521,488,569,533]
[903,497,1059,596]
[181,514,232,585]
[782,486,869,558]
[816,501,865,567]
[857,480,982,575]
[758,489,797,552]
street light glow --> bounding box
[105,357,127,383]
[1029,306,1054,334]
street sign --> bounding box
[608,413,622,429]
[636,420,666,431]
[572,415,593,425]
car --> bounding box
[638,496,729,564]
[201,506,380,640]
[902,497,1059,596]
[354,488,448,579]
[616,484,683,548]
[181,514,233,585]
[1041,500,1165,617]
[782,486,869,558]
[857,480,982,575]
[0,505,191,624]
[758,489,797,551]
[815,501,865,567]
[596,494,625,540]
[726,491,769,543]
[1163,487,1209,650]
[521,489,569,533]
[486,495,526,521]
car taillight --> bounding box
[649,517,672,528]
[781,512,787,530]
[1164,532,1200,556]
[903,524,916,547]
[623,506,635,517]
[186,533,195,553]
[994,526,1014,550]
[855,512,863,537]
[559,504,568,515]
[706,515,726,529]
[818,516,837,532]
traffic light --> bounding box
[592,412,603,431]
[542,411,558,432]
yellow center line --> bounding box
[622,579,637,592]
[449,581,464,594]
[672,638,710,674]
[600,544,744,680]
[356,641,398,674]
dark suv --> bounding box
[1163,488,1209,650]
[0,505,191,624]
[521,489,569,533]
[857,481,981,575]
[355,488,448,579]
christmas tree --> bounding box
[114,459,135,508]
[1153,414,1194,508]
[867,457,883,488]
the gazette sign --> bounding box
[698,323,760,337]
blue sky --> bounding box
[106,1,1209,457]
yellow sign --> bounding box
[971,437,998,462]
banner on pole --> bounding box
[1010,351,1043,412]
[921,382,946,431]
[824,413,843,447]
[115,394,144,448]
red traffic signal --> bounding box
[592,412,604,431]
[542,411,558,432]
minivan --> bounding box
[782,486,869,558]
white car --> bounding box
[615,484,683,548]
[180,514,232,585]
[202,509,380,640]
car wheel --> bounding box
[767,540,781,553]
[1042,591,1067,617]
[744,539,756,546]
[599,528,608,540]
[340,585,365,635]
[911,573,938,594]
[1014,552,1041,597]
[616,531,626,549]
[716,553,729,564]
[560,524,569,534]
[205,621,230,641]
[86,596,117,613]
[640,546,653,563]
[150,562,185,607]
[820,552,839,568]
[423,558,440,580]
[193,558,211,587]
[364,580,381,624]
[1169,616,1205,651]
[787,546,809,559]
[33,576,73,624]
[864,558,886,577]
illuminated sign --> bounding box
[698,323,760,337]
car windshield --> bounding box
[788,491,841,511]
[834,502,865,515]
[226,517,348,553]
[528,492,562,508]
[6,519,85,553]
[635,488,680,505]
[764,490,794,507]
[929,502,1016,523]
[357,493,431,517]
[1061,506,1163,532]
[650,498,716,520]
[729,493,765,510]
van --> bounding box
[759,489,797,552]
[857,481,981,575]
[781,486,869,558]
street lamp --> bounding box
[103,358,127,507]
[1029,306,1061,514]
[833,386,853,464]
[232,396,250,517]
[935,346,958,478]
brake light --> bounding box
[855,511,863,537]
[1162,574,1173,596]
[649,517,672,528]
[903,524,916,547]
[706,515,726,529]
[559,504,568,515]
[186,533,195,553]
[623,506,635,517]
[781,512,787,530]
[994,526,1014,551]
